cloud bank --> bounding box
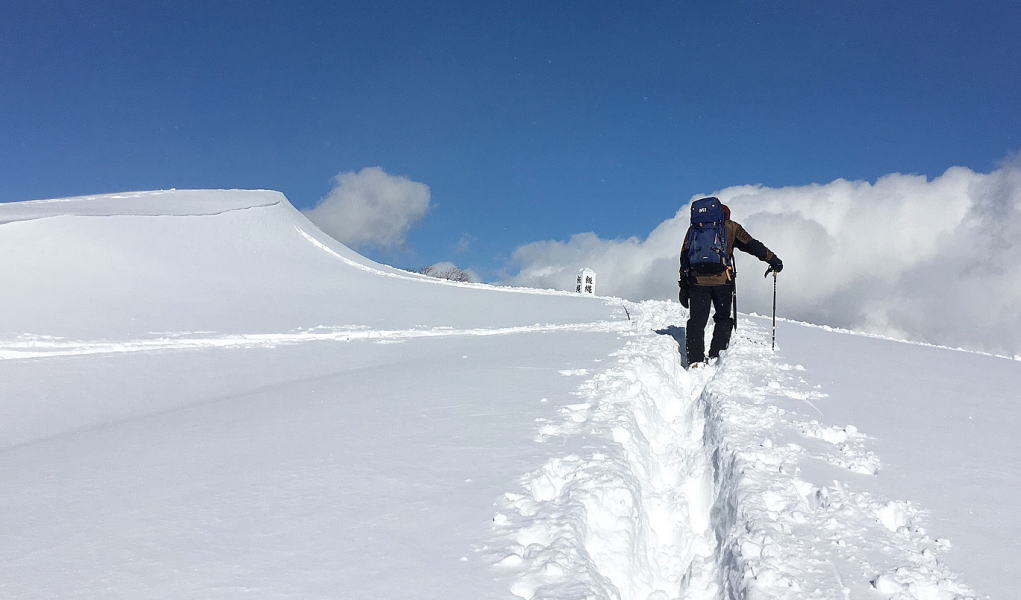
[304,167,431,249]
[505,159,1021,356]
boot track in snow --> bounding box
[492,301,976,600]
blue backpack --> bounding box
[686,197,730,274]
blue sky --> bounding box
[2,1,1019,276]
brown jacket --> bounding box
[680,220,776,286]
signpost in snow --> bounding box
[576,268,596,295]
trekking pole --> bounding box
[764,267,777,350]
[731,256,738,330]
[771,271,777,350]
[732,285,737,330]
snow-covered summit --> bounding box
[0,189,619,340]
[0,189,282,222]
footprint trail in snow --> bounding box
[492,301,975,600]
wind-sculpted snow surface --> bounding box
[495,302,977,600]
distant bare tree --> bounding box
[418,262,478,283]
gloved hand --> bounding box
[678,279,689,308]
[768,256,783,274]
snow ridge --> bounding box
[0,189,283,225]
[297,227,629,302]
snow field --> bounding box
[1,190,1006,598]
[495,301,977,599]
[0,330,630,600]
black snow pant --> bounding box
[685,283,734,364]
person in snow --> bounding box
[679,198,782,367]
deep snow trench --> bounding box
[493,305,722,599]
[492,302,976,600]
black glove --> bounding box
[678,279,689,308]
[768,256,783,274]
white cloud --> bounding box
[303,167,431,249]
[504,158,1021,356]
[454,233,475,254]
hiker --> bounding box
[679,197,782,367]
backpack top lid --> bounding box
[690,196,724,225]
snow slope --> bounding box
[771,318,1021,596]
[0,190,618,340]
[1,190,1016,599]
